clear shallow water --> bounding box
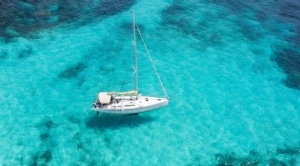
[0,0,300,165]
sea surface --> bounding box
[0,0,300,165]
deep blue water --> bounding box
[0,0,300,165]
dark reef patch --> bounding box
[97,0,136,16]
[18,46,33,58]
[44,119,54,129]
[32,150,53,166]
[208,0,274,18]
[279,0,300,24]
[268,158,287,166]
[0,0,136,40]
[215,152,259,166]
[32,119,56,165]
[120,22,144,34]
[71,131,100,165]
[279,0,300,48]
[161,4,188,33]
[208,0,249,13]
[161,3,224,49]
[39,132,50,142]
[41,150,53,163]
[273,49,300,89]
[163,4,185,16]
[0,50,8,59]
[208,0,300,45]
[207,0,300,47]
[238,21,264,41]
[68,115,81,124]
[209,0,272,42]
[58,62,86,79]
[36,119,55,131]
[36,119,54,142]
[186,142,300,165]
[277,145,300,155]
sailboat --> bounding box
[92,11,169,114]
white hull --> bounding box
[92,96,169,114]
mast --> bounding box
[132,10,138,94]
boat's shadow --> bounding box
[85,114,154,130]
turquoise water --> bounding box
[1,0,300,165]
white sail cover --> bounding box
[98,93,111,104]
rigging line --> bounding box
[132,10,138,94]
[136,25,168,98]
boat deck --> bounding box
[93,96,169,114]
